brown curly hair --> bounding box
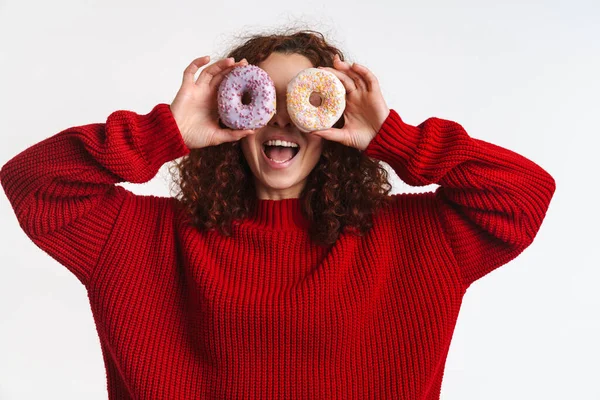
[168,28,394,247]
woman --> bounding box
[0,29,556,399]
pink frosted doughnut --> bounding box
[286,68,346,133]
[217,65,276,130]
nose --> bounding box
[267,95,293,129]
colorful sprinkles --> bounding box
[286,68,346,133]
[217,65,277,130]
[217,66,346,132]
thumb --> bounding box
[310,127,345,144]
[218,128,256,144]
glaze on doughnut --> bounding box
[217,65,276,130]
[286,68,346,133]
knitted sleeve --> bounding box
[363,109,556,288]
[0,103,190,286]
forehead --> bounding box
[257,52,314,85]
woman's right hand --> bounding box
[170,56,255,149]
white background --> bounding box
[0,0,597,399]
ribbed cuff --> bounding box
[136,103,191,168]
[363,109,421,168]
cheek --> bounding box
[301,140,324,168]
[303,132,319,146]
[239,137,249,155]
[240,134,261,157]
[239,138,255,165]
[307,136,325,157]
[241,128,269,154]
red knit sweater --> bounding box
[1,103,555,399]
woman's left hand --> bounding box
[312,55,390,151]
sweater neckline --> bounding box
[245,197,310,231]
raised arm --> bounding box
[0,103,190,286]
[363,110,556,288]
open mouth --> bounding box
[262,143,301,163]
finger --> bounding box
[209,58,248,91]
[351,62,379,92]
[318,67,357,94]
[310,127,347,144]
[333,56,368,92]
[217,128,256,143]
[183,56,211,85]
[195,57,236,86]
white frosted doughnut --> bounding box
[286,68,346,133]
[217,65,276,130]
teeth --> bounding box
[263,140,299,148]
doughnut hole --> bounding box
[309,92,323,107]
[241,91,252,105]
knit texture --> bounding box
[1,103,556,399]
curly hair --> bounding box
[168,28,394,247]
